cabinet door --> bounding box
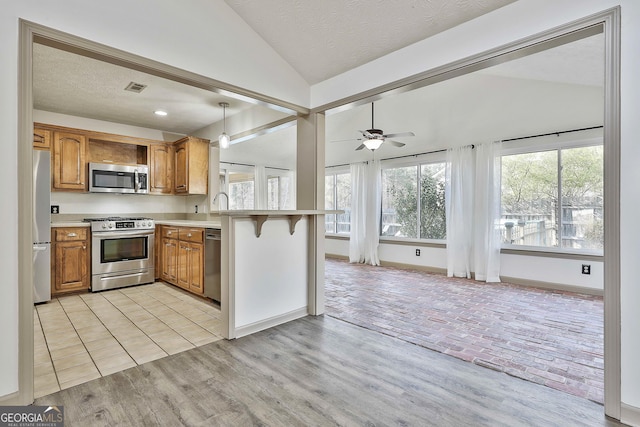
[33,127,51,150]
[161,237,178,283]
[54,240,88,293]
[188,242,204,294]
[177,241,190,289]
[150,144,173,194]
[53,132,87,190]
[174,141,188,193]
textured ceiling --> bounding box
[33,43,260,135]
[224,0,516,84]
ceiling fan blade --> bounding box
[387,140,406,148]
[355,144,366,151]
[358,130,374,138]
[383,131,415,138]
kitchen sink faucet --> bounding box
[213,191,229,211]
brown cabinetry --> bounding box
[36,123,209,195]
[53,132,87,191]
[51,227,90,296]
[33,127,51,150]
[149,143,174,194]
[158,226,204,295]
[160,227,179,283]
[173,136,209,195]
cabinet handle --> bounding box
[167,231,172,235]
[82,246,86,249]
[187,233,192,237]
[67,233,77,237]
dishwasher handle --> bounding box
[205,229,221,240]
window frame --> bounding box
[380,152,447,243]
[324,166,351,236]
[500,136,603,256]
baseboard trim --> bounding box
[0,391,20,405]
[500,276,603,296]
[325,256,602,296]
[379,260,447,275]
[622,403,640,426]
[234,307,308,338]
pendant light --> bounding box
[218,102,230,149]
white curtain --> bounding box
[473,142,502,282]
[445,146,475,278]
[349,160,381,265]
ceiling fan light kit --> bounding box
[363,138,384,151]
[333,102,415,152]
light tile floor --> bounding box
[34,282,222,398]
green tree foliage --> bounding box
[385,165,446,239]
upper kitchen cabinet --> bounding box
[149,143,174,194]
[33,126,51,150]
[53,131,87,191]
[174,136,209,195]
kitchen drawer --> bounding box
[53,227,88,242]
[178,228,204,243]
[162,227,180,239]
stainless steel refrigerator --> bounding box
[33,150,51,304]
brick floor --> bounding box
[324,257,604,404]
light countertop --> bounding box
[51,222,90,228]
[155,219,222,228]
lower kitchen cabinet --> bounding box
[52,227,90,296]
[177,241,204,294]
[160,226,178,283]
[159,226,204,295]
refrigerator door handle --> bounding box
[33,245,48,251]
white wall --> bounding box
[1,0,309,399]
[314,0,640,417]
[233,217,308,333]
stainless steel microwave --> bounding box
[89,163,149,194]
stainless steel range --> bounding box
[84,217,155,292]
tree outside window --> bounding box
[381,162,446,239]
[501,144,603,251]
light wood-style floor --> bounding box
[35,315,622,427]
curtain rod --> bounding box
[325,125,603,168]
[220,161,289,171]
[500,125,603,142]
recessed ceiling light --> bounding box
[154,110,168,116]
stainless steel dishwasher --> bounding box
[204,228,221,302]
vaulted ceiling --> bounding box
[223,0,516,84]
[32,1,604,171]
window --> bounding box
[325,171,351,234]
[501,144,603,252]
[267,170,294,210]
[227,171,255,210]
[381,162,446,239]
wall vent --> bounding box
[124,81,147,93]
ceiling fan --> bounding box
[333,102,415,151]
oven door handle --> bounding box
[94,230,154,238]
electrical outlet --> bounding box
[51,205,59,214]
[582,264,591,275]
[415,249,421,256]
